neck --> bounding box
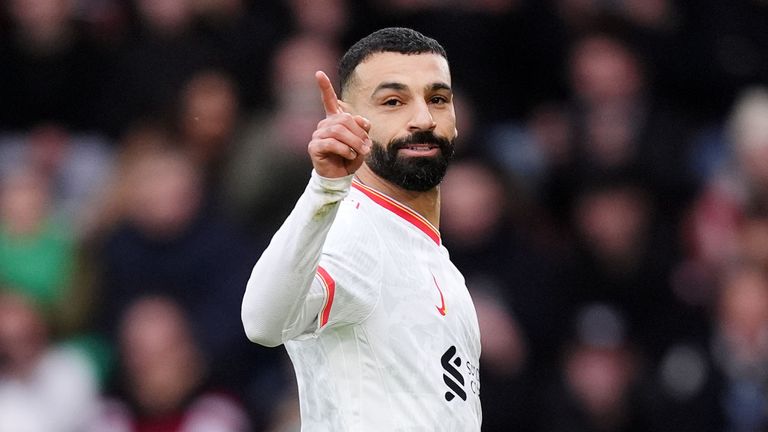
[355,164,441,228]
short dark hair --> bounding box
[339,27,447,98]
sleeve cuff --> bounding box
[311,170,354,192]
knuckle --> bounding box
[329,124,346,135]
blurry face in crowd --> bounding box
[0,169,51,236]
[119,297,204,415]
[570,35,643,105]
[137,0,193,34]
[125,151,202,239]
[9,0,74,34]
[730,89,768,189]
[574,185,650,267]
[440,161,506,247]
[288,0,348,40]
[272,36,340,153]
[565,345,635,418]
[181,71,239,160]
[342,52,457,191]
[717,267,768,361]
[0,294,48,378]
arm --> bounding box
[241,71,371,347]
[241,171,352,346]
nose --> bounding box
[407,100,436,132]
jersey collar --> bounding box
[351,179,441,246]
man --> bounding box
[241,27,481,431]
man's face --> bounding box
[341,52,457,191]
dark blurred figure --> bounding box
[190,0,290,110]
[547,0,697,126]
[441,158,568,364]
[568,177,688,360]
[675,0,768,121]
[286,0,350,43]
[176,69,240,198]
[0,0,109,131]
[440,158,570,431]
[537,303,651,432]
[543,26,697,229]
[710,265,768,432]
[470,285,535,432]
[0,166,80,329]
[89,296,251,432]
[92,143,278,428]
[649,263,768,432]
[222,34,340,235]
[0,124,114,233]
[675,87,768,320]
[100,0,217,136]
[0,292,99,432]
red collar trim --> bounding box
[351,179,441,246]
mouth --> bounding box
[405,143,438,151]
[398,143,440,156]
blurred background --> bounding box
[1,0,768,431]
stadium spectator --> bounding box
[89,295,251,432]
[537,303,650,432]
[92,144,277,423]
[0,292,99,432]
[222,34,341,234]
[176,69,241,200]
[0,0,109,132]
[0,167,77,326]
[0,124,114,233]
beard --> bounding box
[365,131,456,192]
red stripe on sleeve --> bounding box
[316,266,336,327]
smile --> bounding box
[401,143,439,152]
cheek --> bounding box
[434,109,457,138]
[366,122,399,146]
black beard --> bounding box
[365,131,455,192]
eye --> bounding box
[430,95,449,105]
[383,99,402,106]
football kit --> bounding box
[242,172,481,431]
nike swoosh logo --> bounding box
[433,274,447,316]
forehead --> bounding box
[352,52,451,93]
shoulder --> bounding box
[325,191,383,250]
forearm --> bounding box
[241,171,352,347]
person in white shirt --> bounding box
[241,27,481,431]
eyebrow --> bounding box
[429,82,452,93]
[371,82,407,97]
[371,81,452,98]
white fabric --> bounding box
[242,171,482,431]
[0,346,99,432]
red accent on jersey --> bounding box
[351,180,441,246]
[317,266,336,327]
[433,274,447,316]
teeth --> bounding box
[407,145,432,151]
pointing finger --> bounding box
[315,70,342,116]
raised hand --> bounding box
[308,71,372,178]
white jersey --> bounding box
[242,172,481,431]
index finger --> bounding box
[315,70,342,116]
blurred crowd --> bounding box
[1,0,768,431]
